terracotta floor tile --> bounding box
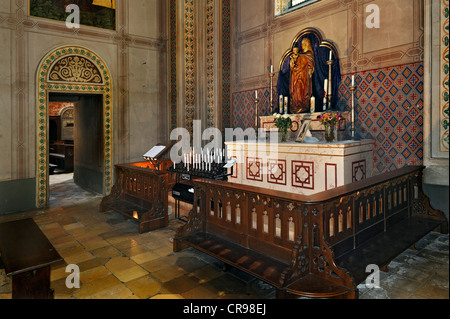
[152,265,186,283]
[125,274,162,299]
[105,256,138,273]
[161,275,200,295]
[84,283,135,299]
[131,251,160,264]
[72,275,122,299]
[181,284,224,299]
[114,266,148,283]
[90,245,122,259]
[80,266,112,283]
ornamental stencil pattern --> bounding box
[170,0,178,131]
[441,0,449,151]
[206,0,215,129]
[185,0,195,136]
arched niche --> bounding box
[277,28,342,112]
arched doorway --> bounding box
[36,45,113,208]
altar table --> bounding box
[225,139,375,195]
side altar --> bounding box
[225,138,374,196]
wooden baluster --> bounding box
[263,211,269,234]
[347,207,352,230]
[252,208,257,230]
[288,217,295,242]
[236,204,241,224]
[329,213,335,237]
[338,210,344,233]
[275,214,281,238]
[226,202,232,222]
[359,202,364,223]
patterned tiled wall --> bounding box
[232,62,425,175]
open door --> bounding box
[74,94,104,194]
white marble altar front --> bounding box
[225,139,375,196]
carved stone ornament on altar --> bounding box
[276,28,341,114]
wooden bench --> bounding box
[100,161,173,234]
[0,218,63,299]
[173,166,448,299]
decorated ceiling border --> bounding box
[36,45,113,208]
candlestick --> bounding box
[326,59,334,109]
[269,69,275,114]
[255,96,260,134]
[349,84,358,140]
[323,79,328,111]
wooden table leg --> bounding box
[12,267,54,299]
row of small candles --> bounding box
[176,148,227,172]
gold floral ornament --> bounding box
[273,113,293,142]
[49,56,103,84]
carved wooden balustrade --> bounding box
[174,166,447,298]
[100,161,172,233]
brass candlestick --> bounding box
[326,59,334,109]
[349,85,358,140]
[269,72,275,114]
[255,97,260,134]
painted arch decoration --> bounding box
[36,45,113,208]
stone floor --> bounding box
[0,173,448,300]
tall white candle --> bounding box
[352,75,355,86]
[255,90,258,99]
[271,65,274,73]
[329,50,332,61]
[324,79,328,96]
[310,96,315,113]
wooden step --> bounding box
[285,274,354,298]
[180,232,289,288]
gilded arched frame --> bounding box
[36,45,113,208]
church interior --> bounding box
[0,0,448,301]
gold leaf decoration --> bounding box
[49,56,103,84]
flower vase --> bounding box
[280,130,287,142]
[324,123,335,142]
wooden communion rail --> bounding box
[173,166,448,298]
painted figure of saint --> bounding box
[289,38,315,113]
